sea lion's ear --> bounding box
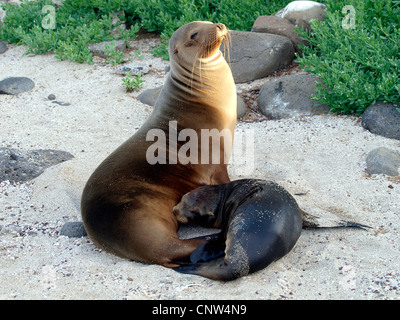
[169,36,178,55]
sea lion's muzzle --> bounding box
[215,23,227,39]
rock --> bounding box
[366,147,400,176]
[87,40,126,59]
[237,96,246,118]
[60,222,87,238]
[0,41,8,54]
[251,16,308,52]
[0,224,21,236]
[361,102,400,141]
[276,1,327,30]
[48,94,56,100]
[138,86,163,106]
[109,10,126,37]
[115,63,150,76]
[0,77,34,95]
[0,148,74,183]
[220,30,294,83]
[258,72,329,119]
[138,86,246,119]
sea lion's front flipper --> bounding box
[190,236,226,263]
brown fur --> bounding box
[81,22,237,268]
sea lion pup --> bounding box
[81,21,237,268]
[173,179,303,281]
[173,179,370,281]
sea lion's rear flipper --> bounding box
[301,210,372,230]
[190,237,226,263]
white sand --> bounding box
[1,40,399,300]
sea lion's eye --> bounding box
[190,32,198,40]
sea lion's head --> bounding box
[173,186,219,225]
[169,21,229,67]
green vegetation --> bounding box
[1,0,398,115]
[0,0,139,64]
[297,0,400,115]
[104,42,126,66]
[0,0,293,63]
[134,0,293,59]
[126,0,291,34]
[122,72,143,92]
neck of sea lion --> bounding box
[167,51,236,116]
[146,49,237,187]
[152,50,236,137]
[150,47,237,139]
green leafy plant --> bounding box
[105,42,125,66]
[296,0,400,115]
[0,0,295,62]
[150,40,170,61]
[133,0,294,59]
[0,0,139,64]
[132,48,143,60]
[122,72,143,92]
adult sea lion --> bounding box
[81,21,237,268]
[173,179,370,281]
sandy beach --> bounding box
[1,39,399,300]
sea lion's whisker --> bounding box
[224,30,231,67]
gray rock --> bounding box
[0,224,31,237]
[0,224,21,236]
[252,16,308,52]
[220,30,294,83]
[60,222,87,238]
[109,10,127,37]
[258,72,330,119]
[237,96,246,118]
[87,40,126,59]
[115,62,150,76]
[138,86,246,119]
[0,77,34,95]
[362,102,400,141]
[0,148,74,182]
[0,41,7,54]
[366,147,400,176]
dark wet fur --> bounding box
[173,179,371,281]
[174,179,303,281]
